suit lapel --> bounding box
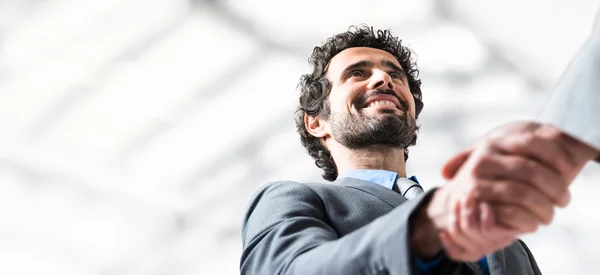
[334,177,407,207]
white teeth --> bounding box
[367,100,396,108]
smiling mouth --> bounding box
[365,99,398,109]
[355,89,406,112]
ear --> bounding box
[304,114,329,138]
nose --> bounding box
[367,70,394,90]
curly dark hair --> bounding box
[294,25,424,182]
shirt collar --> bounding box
[339,169,420,190]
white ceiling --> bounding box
[1,0,599,274]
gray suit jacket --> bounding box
[538,11,600,152]
[240,178,542,275]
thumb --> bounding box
[441,148,474,180]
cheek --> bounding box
[400,88,416,115]
[324,98,343,114]
[328,94,353,113]
[400,95,416,118]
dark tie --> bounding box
[395,177,424,200]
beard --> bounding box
[329,92,418,150]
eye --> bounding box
[348,70,365,78]
[389,72,403,79]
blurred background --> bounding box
[1,0,600,274]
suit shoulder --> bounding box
[251,181,334,199]
[515,239,534,257]
[242,181,335,225]
[241,181,330,244]
[255,180,312,193]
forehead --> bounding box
[326,47,402,76]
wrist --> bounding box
[409,188,447,258]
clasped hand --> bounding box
[429,121,598,261]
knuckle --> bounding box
[552,155,571,174]
[480,136,497,149]
[498,205,519,220]
[541,125,563,140]
[447,220,459,234]
[470,155,491,177]
[520,133,538,148]
[502,205,518,217]
[547,125,563,135]
[509,183,527,201]
[469,164,484,178]
[549,180,569,204]
[559,191,572,207]
[528,222,540,233]
[497,182,525,202]
[507,182,529,198]
[523,214,540,233]
[468,188,484,201]
[523,159,539,180]
[554,186,569,206]
[544,207,556,225]
[461,215,474,231]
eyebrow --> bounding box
[340,60,374,77]
[337,59,406,80]
[381,60,404,73]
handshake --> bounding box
[411,121,600,261]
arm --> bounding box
[240,181,448,275]
[538,10,600,156]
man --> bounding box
[240,25,600,275]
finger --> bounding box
[443,202,521,260]
[458,198,486,253]
[489,132,575,183]
[499,155,570,207]
[462,195,479,229]
[475,179,556,225]
[445,199,474,251]
[491,204,541,233]
[464,202,518,256]
[446,199,490,259]
[479,202,496,231]
[486,230,520,252]
[440,231,481,262]
[482,221,521,251]
[442,148,474,180]
[536,125,598,165]
[474,153,570,207]
[480,202,519,251]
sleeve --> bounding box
[517,240,542,275]
[239,181,441,275]
[537,10,600,153]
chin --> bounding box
[381,108,402,115]
[372,109,404,119]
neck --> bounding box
[329,142,407,178]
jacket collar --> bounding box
[333,177,407,207]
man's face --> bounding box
[322,47,418,149]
